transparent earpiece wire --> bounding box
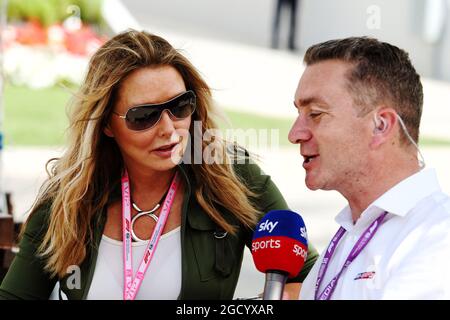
[396,114,426,168]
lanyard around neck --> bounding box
[121,169,180,300]
[315,211,388,300]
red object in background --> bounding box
[15,20,47,45]
[9,21,107,56]
[65,25,106,56]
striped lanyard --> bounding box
[121,170,180,300]
[315,212,388,300]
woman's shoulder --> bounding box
[227,145,267,180]
[22,201,53,238]
[232,160,267,183]
[231,156,272,191]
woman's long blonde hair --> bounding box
[26,30,261,278]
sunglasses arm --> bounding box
[112,111,127,119]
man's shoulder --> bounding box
[400,191,450,247]
[420,189,450,221]
[434,190,450,211]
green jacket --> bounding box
[0,162,318,300]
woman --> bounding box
[0,30,317,300]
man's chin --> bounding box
[305,179,320,191]
[305,174,324,191]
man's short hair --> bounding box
[304,37,423,144]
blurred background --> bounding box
[0,0,449,299]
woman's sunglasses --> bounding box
[112,90,196,131]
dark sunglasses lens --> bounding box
[126,107,161,131]
[170,92,196,119]
[124,91,196,131]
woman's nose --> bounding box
[156,110,176,137]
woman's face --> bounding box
[105,65,192,174]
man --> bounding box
[288,37,450,299]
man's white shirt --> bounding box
[299,168,450,299]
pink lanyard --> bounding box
[121,170,180,300]
[315,212,388,300]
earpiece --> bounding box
[373,115,387,133]
[372,112,426,168]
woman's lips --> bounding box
[152,143,179,158]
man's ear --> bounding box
[370,108,397,148]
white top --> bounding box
[299,168,450,300]
[86,227,182,300]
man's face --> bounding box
[288,60,373,192]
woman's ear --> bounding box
[103,123,114,138]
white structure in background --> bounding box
[101,0,141,33]
[123,0,450,82]
[423,0,447,44]
[424,0,450,80]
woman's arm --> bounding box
[0,206,57,300]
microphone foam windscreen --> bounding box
[251,210,308,278]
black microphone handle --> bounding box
[262,270,289,300]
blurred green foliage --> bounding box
[4,84,70,146]
[7,0,103,27]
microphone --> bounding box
[251,210,308,300]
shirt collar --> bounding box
[335,168,441,231]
